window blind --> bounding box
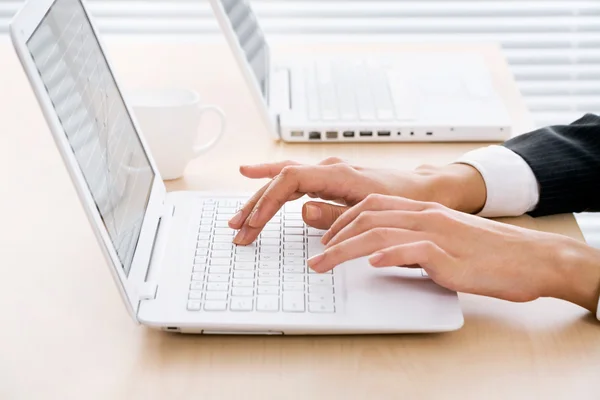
[1,0,599,127]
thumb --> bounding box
[302,202,348,230]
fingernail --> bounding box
[248,208,262,228]
[229,211,244,226]
[233,227,248,244]
[308,253,325,270]
[305,204,322,221]
[369,252,384,266]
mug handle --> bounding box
[193,105,227,157]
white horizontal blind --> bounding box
[1,0,599,127]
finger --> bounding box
[326,210,430,248]
[239,160,300,179]
[246,164,354,229]
[308,228,421,273]
[303,202,348,230]
[322,194,430,245]
[233,191,304,245]
[368,241,451,276]
[318,157,348,166]
[229,181,271,229]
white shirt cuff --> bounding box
[455,145,540,218]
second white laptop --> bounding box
[209,0,512,143]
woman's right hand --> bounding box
[229,157,487,245]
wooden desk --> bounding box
[0,36,598,399]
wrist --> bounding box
[416,163,487,214]
[546,237,600,314]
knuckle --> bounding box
[279,165,299,178]
[354,212,374,228]
[331,163,353,174]
[364,193,383,206]
[321,156,344,165]
[370,227,391,241]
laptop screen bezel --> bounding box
[10,0,168,321]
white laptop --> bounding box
[209,0,511,143]
[10,0,463,334]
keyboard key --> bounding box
[260,246,280,254]
[213,235,233,243]
[309,303,335,313]
[307,228,327,236]
[211,250,232,258]
[213,242,233,251]
[263,224,281,231]
[189,290,203,300]
[309,275,333,285]
[234,262,256,271]
[232,287,254,297]
[284,235,303,243]
[197,240,211,249]
[284,228,304,235]
[215,228,235,236]
[214,221,230,228]
[209,266,231,274]
[309,285,334,294]
[193,265,206,273]
[196,248,209,256]
[206,283,229,291]
[218,200,238,208]
[284,257,305,266]
[234,271,255,279]
[261,239,281,246]
[236,254,256,262]
[230,298,254,311]
[284,243,304,250]
[233,279,254,288]
[187,300,202,311]
[200,219,213,226]
[283,283,304,291]
[284,275,304,283]
[257,296,279,312]
[217,207,237,214]
[216,215,233,221]
[194,256,207,265]
[259,270,280,278]
[283,293,306,312]
[309,293,334,303]
[260,254,279,262]
[191,272,204,281]
[199,226,212,233]
[208,274,230,283]
[205,292,228,301]
[258,287,279,295]
[236,246,256,254]
[258,278,280,286]
[259,261,280,270]
[284,213,303,220]
[204,301,228,311]
[283,265,305,274]
[261,231,281,238]
[284,220,304,228]
[210,259,231,266]
[284,250,305,258]
[198,233,211,240]
[190,281,204,290]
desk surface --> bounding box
[0,37,598,400]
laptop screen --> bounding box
[26,0,155,275]
[220,0,270,99]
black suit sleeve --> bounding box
[503,113,600,217]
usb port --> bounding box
[359,131,373,137]
[343,131,355,138]
[326,131,338,139]
[377,131,391,137]
[290,131,304,138]
[309,132,321,140]
[426,131,433,136]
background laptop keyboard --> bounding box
[187,199,336,313]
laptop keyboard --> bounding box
[187,199,336,313]
[305,60,415,122]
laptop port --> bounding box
[426,131,433,136]
[290,131,304,138]
[377,131,391,137]
[359,131,373,137]
[343,131,355,138]
[397,131,402,136]
[326,131,338,139]
[309,131,322,140]
[410,131,415,136]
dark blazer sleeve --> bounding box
[503,113,600,217]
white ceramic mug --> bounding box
[128,88,226,180]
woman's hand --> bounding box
[309,194,600,313]
[229,158,486,245]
